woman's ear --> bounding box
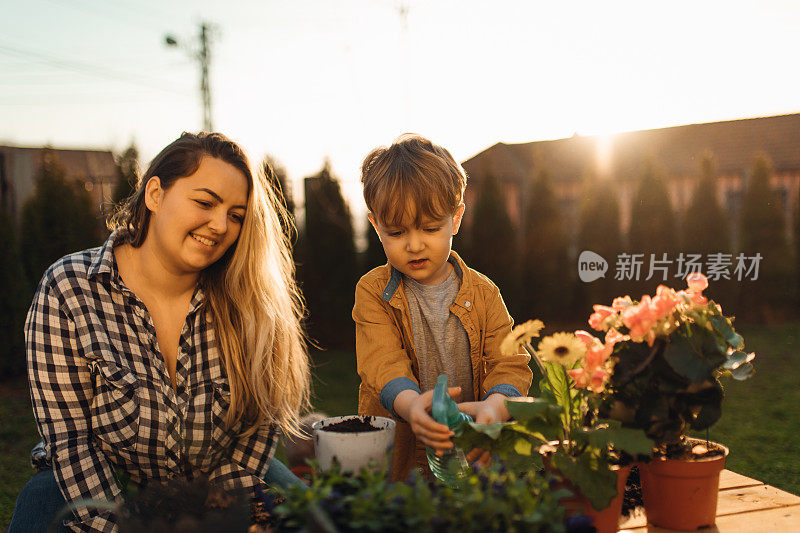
[452,203,466,235]
[144,176,164,213]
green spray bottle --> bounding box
[425,374,473,484]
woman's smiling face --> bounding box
[145,156,249,274]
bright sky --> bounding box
[2,0,800,229]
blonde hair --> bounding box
[111,132,310,438]
[361,133,467,226]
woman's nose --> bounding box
[207,209,228,234]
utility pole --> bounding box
[165,22,215,131]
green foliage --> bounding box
[739,154,796,318]
[521,170,570,320]
[112,143,139,207]
[683,153,730,254]
[20,150,104,289]
[466,174,518,307]
[0,211,29,379]
[576,171,623,311]
[270,461,570,532]
[297,162,358,349]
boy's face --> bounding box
[369,204,465,286]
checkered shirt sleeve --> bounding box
[208,422,279,492]
[27,275,121,533]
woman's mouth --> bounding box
[190,233,218,247]
[409,259,427,269]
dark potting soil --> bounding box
[322,416,381,433]
[621,465,643,517]
[656,437,727,461]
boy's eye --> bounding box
[424,227,441,233]
[386,230,402,237]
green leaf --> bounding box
[710,315,744,349]
[550,450,617,511]
[663,331,719,382]
[731,362,756,380]
[587,424,654,456]
[506,398,562,424]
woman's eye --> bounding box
[231,213,244,223]
[194,199,212,208]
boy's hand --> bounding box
[394,387,462,453]
[457,393,511,466]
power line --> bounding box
[0,41,187,97]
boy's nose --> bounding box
[406,232,424,253]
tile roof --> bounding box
[462,113,800,183]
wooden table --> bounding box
[619,470,800,532]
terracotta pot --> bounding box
[640,441,729,530]
[559,464,632,533]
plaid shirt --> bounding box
[26,231,278,532]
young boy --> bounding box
[353,134,532,481]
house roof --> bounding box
[462,113,800,183]
[0,145,117,182]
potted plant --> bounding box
[455,320,653,533]
[588,273,756,530]
[312,415,396,475]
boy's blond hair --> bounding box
[361,134,467,227]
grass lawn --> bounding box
[1,323,797,528]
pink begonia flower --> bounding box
[568,365,610,392]
[605,328,625,346]
[612,296,634,311]
[567,367,590,389]
[686,272,709,292]
[651,285,680,319]
[588,305,616,331]
[574,330,600,349]
[622,296,657,340]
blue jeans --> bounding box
[7,459,305,532]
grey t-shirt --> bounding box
[403,270,474,401]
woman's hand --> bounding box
[394,387,462,453]
[457,393,511,466]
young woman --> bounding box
[8,132,311,532]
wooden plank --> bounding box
[716,483,800,516]
[719,469,762,490]
[618,484,800,530]
[620,503,800,532]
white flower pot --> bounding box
[312,415,396,474]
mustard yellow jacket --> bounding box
[353,251,533,480]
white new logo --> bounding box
[578,251,608,282]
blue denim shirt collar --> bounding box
[381,254,463,302]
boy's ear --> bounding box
[144,176,165,214]
[367,212,382,241]
[451,203,466,235]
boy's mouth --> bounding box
[408,259,427,269]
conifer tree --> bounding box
[576,171,623,310]
[297,161,358,349]
[521,169,569,320]
[363,216,386,273]
[467,174,518,314]
[683,153,735,307]
[112,143,139,207]
[796,184,800,311]
[628,161,677,294]
[739,154,795,319]
[0,210,29,379]
[262,155,296,243]
[21,151,104,287]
